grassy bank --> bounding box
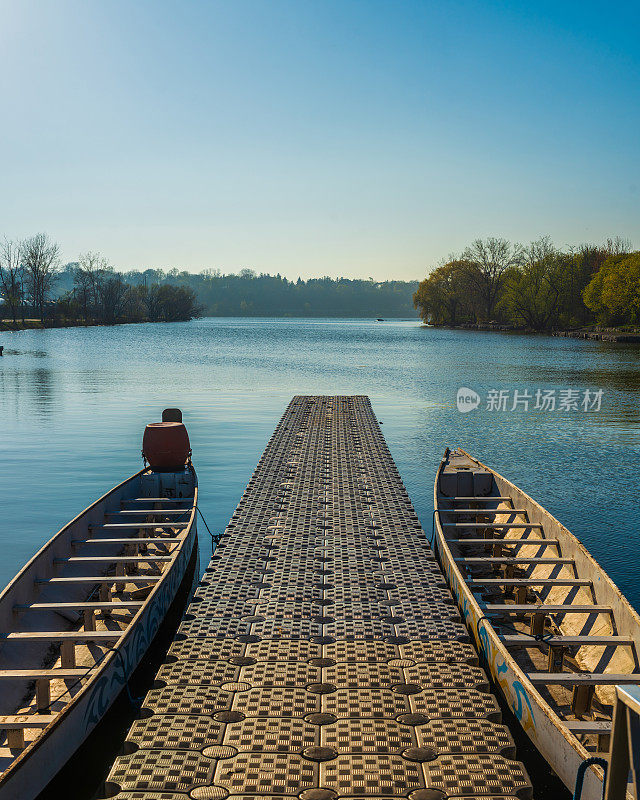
[422,321,640,342]
[552,326,640,342]
[1,318,114,332]
[0,317,199,332]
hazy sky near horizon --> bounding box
[1,1,639,280]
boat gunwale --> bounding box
[432,448,626,796]
[0,466,198,784]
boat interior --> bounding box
[437,449,639,757]
[0,468,195,771]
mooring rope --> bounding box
[195,505,220,554]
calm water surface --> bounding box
[1,318,639,605]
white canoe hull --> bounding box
[0,468,198,799]
[433,450,639,800]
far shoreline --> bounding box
[4,317,638,344]
[1,315,415,334]
[419,321,640,343]
[0,317,197,333]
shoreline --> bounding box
[551,328,640,342]
[0,318,195,333]
[0,315,414,334]
[4,317,639,343]
[421,322,640,343]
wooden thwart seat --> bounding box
[36,576,161,584]
[502,635,633,647]
[456,556,574,565]
[481,604,612,615]
[0,715,56,727]
[528,673,640,685]
[564,720,612,734]
[0,715,57,749]
[89,522,188,530]
[469,577,591,586]
[444,509,528,515]
[122,497,194,504]
[447,496,513,502]
[15,601,144,611]
[447,538,560,547]
[443,522,543,529]
[55,556,172,563]
[0,669,87,679]
[106,509,190,517]
[2,632,121,641]
[72,537,182,545]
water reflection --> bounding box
[29,368,56,413]
[1,319,639,607]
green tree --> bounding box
[413,260,476,325]
[502,237,564,331]
[583,253,640,325]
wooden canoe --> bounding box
[0,464,198,799]
[434,448,639,800]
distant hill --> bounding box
[55,265,418,318]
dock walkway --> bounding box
[103,396,533,799]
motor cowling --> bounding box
[142,421,191,470]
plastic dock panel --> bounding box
[103,396,533,800]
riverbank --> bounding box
[1,315,409,334]
[422,321,640,342]
[1,319,55,331]
[0,317,194,332]
[1,318,141,332]
[552,327,640,342]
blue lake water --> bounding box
[1,317,639,605]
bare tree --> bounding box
[75,252,110,321]
[23,233,60,323]
[0,239,24,325]
[463,237,523,321]
[98,274,127,323]
[604,236,632,256]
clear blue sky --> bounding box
[1,0,638,280]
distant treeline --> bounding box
[55,267,418,318]
[413,236,639,331]
[56,253,201,325]
[0,234,419,325]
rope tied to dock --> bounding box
[195,506,220,554]
[429,509,440,546]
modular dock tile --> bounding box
[103,396,532,800]
[126,715,225,751]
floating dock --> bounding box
[103,396,534,799]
